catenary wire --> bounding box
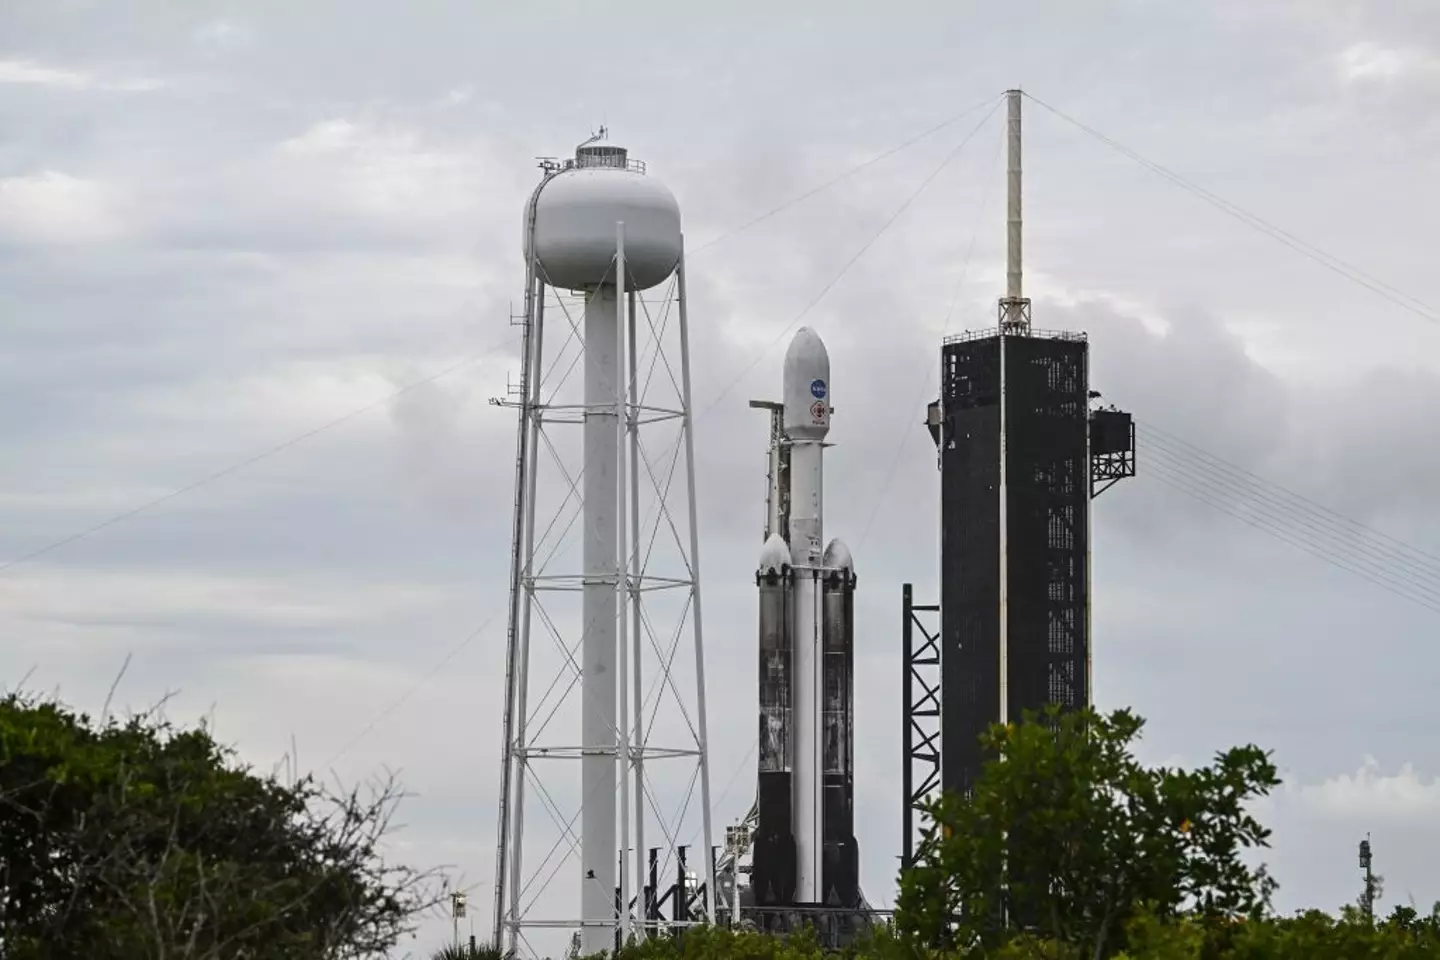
[1131,423,1440,614]
[1139,418,1440,572]
[1142,446,1440,611]
[687,94,1003,256]
[1023,92,1438,324]
[699,97,1004,417]
[322,610,503,768]
[1133,420,1440,590]
[1140,437,1440,601]
[1140,456,1440,617]
[854,122,1005,555]
[0,339,517,577]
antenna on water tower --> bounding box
[491,131,716,957]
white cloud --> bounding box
[0,58,92,88]
[0,171,131,245]
[0,57,163,92]
[1291,757,1440,819]
[1338,41,1440,83]
[1253,759,1440,914]
[273,118,501,225]
[441,86,474,106]
[193,20,255,55]
[0,566,451,635]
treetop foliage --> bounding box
[549,705,1440,960]
[8,687,1436,960]
[895,705,1281,956]
[0,689,446,959]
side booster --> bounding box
[754,534,795,907]
[820,538,858,909]
[752,327,860,911]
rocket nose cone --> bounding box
[783,327,829,379]
[759,533,790,574]
[782,327,831,439]
[822,537,854,572]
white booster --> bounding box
[780,326,830,904]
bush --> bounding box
[0,689,445,958]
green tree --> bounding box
[432,944,508,960]
[0,690,445,958]
[1216,904,1440,959]
[607,923,829,960]
[895,706,1280,958]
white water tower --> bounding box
[493,131,716,957]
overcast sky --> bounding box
[3,0,1440,955]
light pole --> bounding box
[451,891,467,948]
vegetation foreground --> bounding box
[3,690,1438,958]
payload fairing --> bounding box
[752,327,860,911]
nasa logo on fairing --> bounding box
[810,379,826,399]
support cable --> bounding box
[1140,419,1440,572]
[855,124,1004,554]
[1023,92,1437,324]
[0,339,518,576]
[688,94,1003,255]
[700,97,1005,415]
[1137,424,1440,617]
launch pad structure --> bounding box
[900,90,1137,867]
[491,89,1140,955]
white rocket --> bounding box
[752,327,859,910]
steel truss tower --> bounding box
[493,137,715,958]
[900,90,1136,867]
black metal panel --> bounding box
[1002,335,1090,716]
[938,336,1002,798]
[933,332,1091,801]
[1090,408,1137,497]
[907,328,1135,936]
[1089,408,1132,455]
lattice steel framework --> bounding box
[492,201,715,957]
[900,585,940,870]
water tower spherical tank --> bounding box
[526,139,682,292]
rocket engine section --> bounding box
[754,535,796,907]
[750,325,862,914]
[821,539,859,908]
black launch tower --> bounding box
[901,319,1135,866]
[898,90,1138,867]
